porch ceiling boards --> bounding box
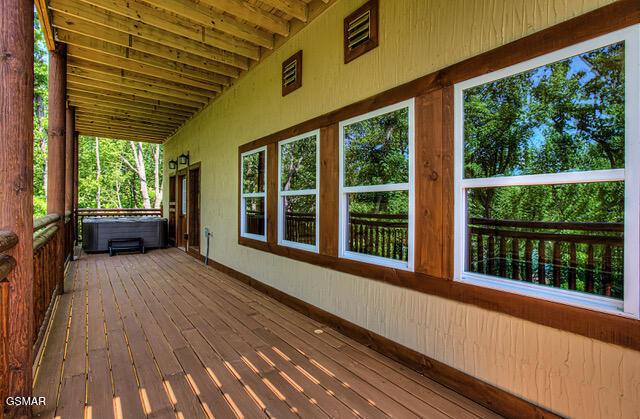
[35,0,334,144]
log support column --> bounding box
[0,0,35,413]
[65,106,75,259]
[47,43,67,292]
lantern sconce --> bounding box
[168,159,178,170]
[178,153,190,166]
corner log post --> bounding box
[65,106,75,260]
[0,0,35,416]
[47,43,67,293]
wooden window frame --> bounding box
[454,25,640,318]
[277,130,321,252]
[282,50,303,96]
[338,99,415,270]
[237,1,640,351]
[240,146,268,242]
[344,0,379,64]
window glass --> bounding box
[347,191,409,261]
[280,135,316,191]
[344,107,409,187]
[242,150,266,193]
[464,42,625,179]
[283,195,316,246]
[244,197,265,236]
[466,182,624,299]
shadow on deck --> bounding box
[33,248,498,418]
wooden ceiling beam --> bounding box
[67,66,210,105]
[148,0,274,49]
[76,118,174,135]
[76,122,169,136]
[68,90,194,117]
[76,128,166,143]
[68,57,216,99]
[54,16,242,78]
[68,84,199,113]
[197,0,289,36]
[68,74,205,108]
[67,45,223,93]
[75,110,181,129]
[76,119,171,134]
[49,0,249,70]
[60,31,231,88]
[69,98,189,124]
[259,0,307,22]
[76,0,261,59]
[35,0,56,50]
[49,0,253,67]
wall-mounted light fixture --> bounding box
[178,153,190,166]
[168,159,178,170]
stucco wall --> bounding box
[165,1,640,417]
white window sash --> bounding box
[343,183,409,194]
[277,130,320,252]
[453,24,640,318]
[240,146,267,241]
[338,99,415,270]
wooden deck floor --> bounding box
[33,248,499,419]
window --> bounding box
[241,147,267,241]
[278,130,319,251]
[339,99,415,269]
[454,26,640,317]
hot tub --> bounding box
[82,216,168,252]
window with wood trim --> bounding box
[282,51,302,96]
[454,25,640,317]
[278,130,319,252]
[339,99,415,269]
[344,0,379,64]
[241,147,267,241]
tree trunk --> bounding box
[95,138,101,208]
[130,141,151,209]
[153,144,162,208]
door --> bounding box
[168,175,176,246]
[188,166,201,253]
[177,172,188,250]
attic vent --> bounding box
[344,0,379,64]
[282,50,303,96]
[347,10,371,49]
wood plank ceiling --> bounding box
[36,0,334,144]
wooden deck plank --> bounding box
[55,258,87,419]
[37,249,499,419]
[155,251,439,418]
[33,266,75,418]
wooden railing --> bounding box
[468,218,624,298]
[246,210,265,236]
[283,212,315,244]
[0,230,18,409]
[348,213,409,261]
[245,211,410,260]
[32,214,61,352]
[76,208,162,242]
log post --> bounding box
[73,132,79,246]
[65,106,74,259]
[0,0,35,414]
[47,43,67,292]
